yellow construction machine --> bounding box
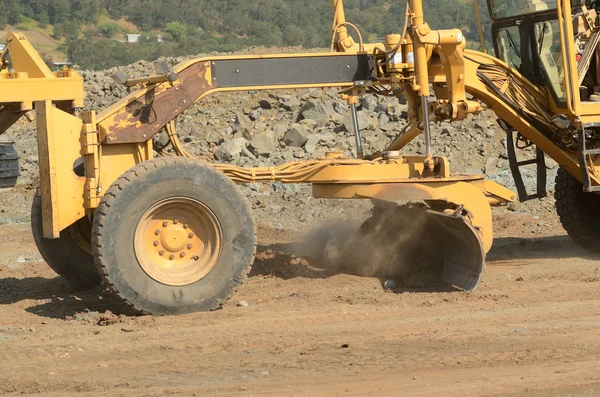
[0,0,598,315]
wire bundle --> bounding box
[157,119,374,183]
[476,63,556,132]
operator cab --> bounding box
[486,0,599,104]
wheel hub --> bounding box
[134,198,222,286]
[160,224,188,252]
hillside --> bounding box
[0,0,491,70]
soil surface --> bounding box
[1,206,600,396]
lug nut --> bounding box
[183,223,189,229]
[154,240,160,247]
[180,252,186,258]
[173,219,179,224]
[159,250,165,256]
[187,244,193,250]
[169,254,175,260]
[162,221,169,227]
[154,229,161,235]
[188,233,194,239]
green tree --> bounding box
[165,21,186,41]
[250,21,283,46]
[98,22,119,38]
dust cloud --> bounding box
[293,205,436,284]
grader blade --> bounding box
[358,203,484,291]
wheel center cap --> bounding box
[161,225,187,252]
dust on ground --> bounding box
[1,207,600,396]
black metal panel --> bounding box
[213,55,372,88]
[0,142,19,188]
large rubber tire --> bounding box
[555,166,600,252]
[92,157,256,315]
[31,190,102,288]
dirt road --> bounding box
[1,209,600,396]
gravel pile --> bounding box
[1,50,560,228]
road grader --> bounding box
[0,0,598,315]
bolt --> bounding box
[188,233,194,239]
[154,229,160,236]
[169,254,175,260]
[187,244,193,250]
[154,241,160,247]
[159,250,165,256]
[180,252,186,258]
[173,219,179,224]
[162,221,169,227]
[183,223,189,229]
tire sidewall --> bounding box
[31,190,100,287]
[95,160,255,314]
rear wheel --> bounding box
[31,190,101,288]
[92,157,256,315]
[555,166,600,252]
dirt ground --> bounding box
[1,208,600,397]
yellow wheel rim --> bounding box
[134,197,222,286]
[68,217,93,256]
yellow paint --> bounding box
[35,101,86,238]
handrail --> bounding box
[556,0,581,116]
[473,0,488,53]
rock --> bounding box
[300,99,337,121]
[374,102,387,113]
[342,111,372,133]
[278,95,301,111]
[283,125,308,147]
[258,99,272,110]
[299,118,317,130]
[378,113,390,129]
[333,101,347,115]
[360,95,379,111]
[304,135,321,154]
[214,138,250,162]
[474,121,490,131]
[249,109,262,121]
[484,157,498,174]
[383,280,396,290]
[441,126,457,136]
[365,135,387,152]
[320,132,337,146]
[250,130,275,156]
[232,112,252,133]
[236,300,249,307]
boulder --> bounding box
[232,111,252,133]
[250,130,276,156]
[300,99,337,121]
[283,124,308,147]
[214,138,251,162]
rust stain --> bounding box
[102,62,212,144]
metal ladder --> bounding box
[577,128,600,192]
[507,130,547,202]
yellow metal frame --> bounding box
[0,33,83,112]
[19,0,598,250]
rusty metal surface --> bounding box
[101,62,212,144]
